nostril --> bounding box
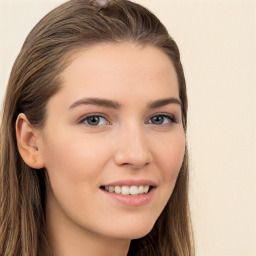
[113,138,152,168]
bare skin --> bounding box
[16,43,185,256]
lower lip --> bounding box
[101,188,156,207]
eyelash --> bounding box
[146,114,177,125]
[79,113,177,126]
[79,114,110,126]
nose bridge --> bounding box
[114,121,152,168]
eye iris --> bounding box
[152,116,164,124]
[87,116,100,125]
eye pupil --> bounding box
[152,116,163,124]
[88,116,100,125]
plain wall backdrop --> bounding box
[0,0,255,255]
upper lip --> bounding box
[102,179,157,187]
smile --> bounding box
[101,185,151,196]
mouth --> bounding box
[100,180,157,206]
[100,185,154,196]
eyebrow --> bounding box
[148,98,182,109]
[69,97,181,110]
[69,98,121,110]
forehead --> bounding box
[50,43,179,108]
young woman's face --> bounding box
[38,43,185,241]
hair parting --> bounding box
[0,0,194,255]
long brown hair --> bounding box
[0,0,194,255]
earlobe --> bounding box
[16,113,45,169]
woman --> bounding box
[0,0,194,255]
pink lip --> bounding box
[102,179,157,187]
[100,180,157,207]
[101,187,156,207]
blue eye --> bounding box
[148,114,176,125]
[82,115,108,126]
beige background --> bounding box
[0,0,255,255]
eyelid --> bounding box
[76,112,179,126]
[146,112,178,124]
[78,113,111,125]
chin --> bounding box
[107,217,156,240]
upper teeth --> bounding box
[104,185,150,196]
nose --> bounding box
[113,125,152,169]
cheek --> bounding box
[40,130,116,216]
[41,132,112,216]
[156,131,185,182]
[41,130,110,179]
[146,130,185,220]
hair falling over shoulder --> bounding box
[0,0,194,255]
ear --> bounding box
[16,113,45,169]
